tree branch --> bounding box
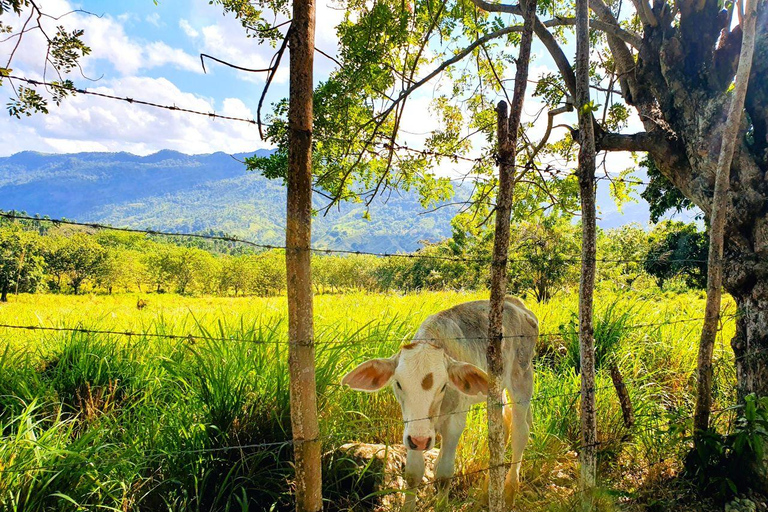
[629,0,658,27]
[545,16,643,48]
[200,54,272,73]
[596,131,656,152]
[466,1,642,46]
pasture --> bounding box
[0,289,738,511]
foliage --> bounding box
[597,223,649,289]
[0,215,719,300]
[640,156,698,223]
[557,299,636,373]
[684,395,768,502]
[1,3,89,116]
[0,224,44,301]
[506,215,581,302]
[644,221,709,289]
[43,232,107,295]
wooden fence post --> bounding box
[286,0,322,510]
[486,2,536,508]
[575,0,598,490]
[693,0,758,437]
[487,100,511,512]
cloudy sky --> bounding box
[1,0,344,155]
[0,0,632,157]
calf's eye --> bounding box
[396,381,403,390]
[440,384,447,393]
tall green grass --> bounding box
[0,290,737,511]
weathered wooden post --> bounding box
[693,0,758,437]
[575,0,598,490]
[486,1,536,508]
[487,100,512,512]
[286,0,322,509]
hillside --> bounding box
[0,150,473,253]
[0,150,658,252]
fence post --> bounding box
[286,0,322,510]
[487,99,511,512]
[486,3,536,508]
[575,0,598,491]
[693,0,758,437]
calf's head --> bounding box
[342,343,488,451]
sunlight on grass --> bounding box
[0,290,737,510]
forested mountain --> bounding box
[0,150,654,252]
[0,149,473,253]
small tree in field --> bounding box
[644,221,708,289]
[0,225,44,301]
[597,224,650,289]
[508,216,581,302]
[62,233,107,295]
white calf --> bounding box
[342,297,538,510]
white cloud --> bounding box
[145,41,202,73]
[179,19,199,38]
[0,76,270,156]
[1,0,201,77]
[145,12,163,27]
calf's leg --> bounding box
[503,363,534,506]
[434,411,467,483]
[403,449,425,512]
[504,401,530,503]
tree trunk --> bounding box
[486,2,535,507]
[728,252,768,400]
[693,0,758,436]
[286,0,322,510]
[575,0,598,490]
[1,280,8,302]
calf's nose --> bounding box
[407,435,432,451]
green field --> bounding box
[0,290,738,511]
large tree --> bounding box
[252,0,767,401]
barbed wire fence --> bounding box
[0,74,738,510]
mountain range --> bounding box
[0,149,661,253]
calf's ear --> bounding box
[342,356,397,392]
[447,359,488,396]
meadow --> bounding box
[0,289,738,511]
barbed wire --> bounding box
[6,76,262,126]
[0,212,708,265]
[0,313,737,349]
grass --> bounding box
[0,289,738,511]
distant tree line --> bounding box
[0,214,708,301]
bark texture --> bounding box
[694,0,759,435]
[286,0,322,510]
[609,363,634,429]
[575,0,598,489]
[486,2,535,507]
